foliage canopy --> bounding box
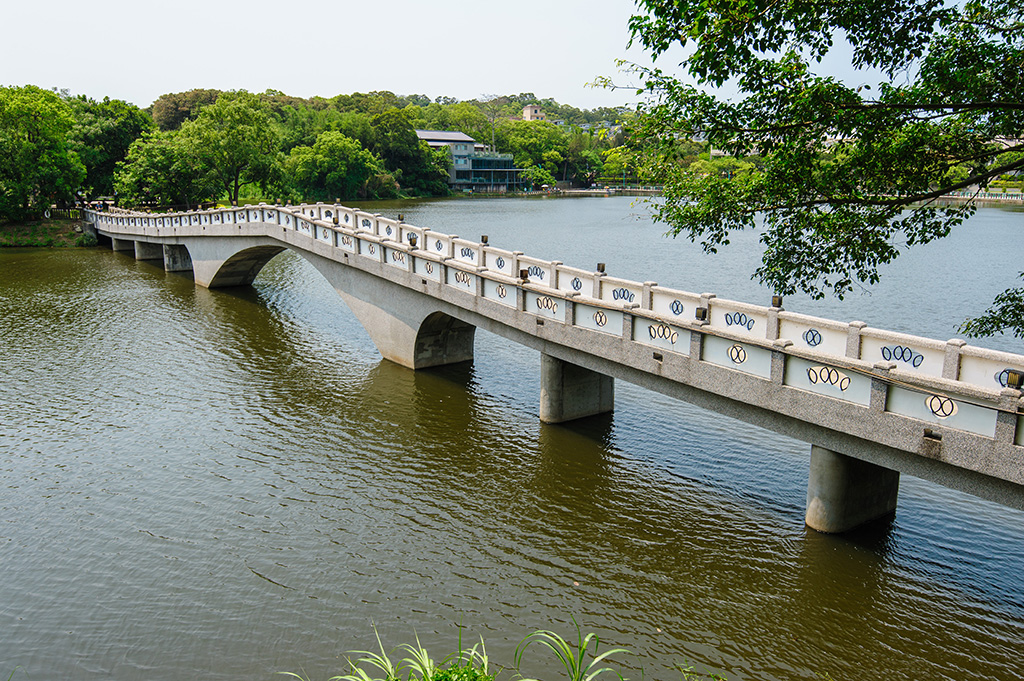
[0,85,85,222]
[628,0,1024,336]
[285,131,397,201]
[180,91,282,205]
[67,95,153,198]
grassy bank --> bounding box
[0,218,95,247]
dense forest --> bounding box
[0,85,649,221]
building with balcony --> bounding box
[522,105,546,121]
[416,130,525,193]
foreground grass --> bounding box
[283,621,732,681]
[0,218,94,247]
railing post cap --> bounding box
[947,338,968,348]
[849,320,868,329]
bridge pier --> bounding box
[162,244,193,272]
[805,445,900,533]
[134,241,163,261]
[539,353,614,423]
[111,237,134,252]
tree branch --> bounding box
[773,156,1024,209]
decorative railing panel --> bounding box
[887,387,999,437]
[703,336,773,379]
[784,357,872,406]
[650,287,702,323]
[708,298,769,338]
[634,316,690,355]
[779,313,850,358]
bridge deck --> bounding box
[88,203,1024,518]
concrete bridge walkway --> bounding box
[87,203,1024,534]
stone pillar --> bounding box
[134,241,163,261]
[805,445,900,533]
[539,353,614,424]
[111,237,134,252]
[162,244,193,272]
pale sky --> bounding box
[3,0,670,110]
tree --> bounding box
[412,102,490,143]
[180,91,281,205]
[563,129,607,187]
[478,95,510,149]
[67,95,152,198]
[370,108,450,196]
[114,129,219,209]
[285,131,396,201]
[495,120,569,179]
[151,89,221,131]
[600,147,637,186]
[0,85,85,222]
[627,0,1024,335]
[520,165,557,190]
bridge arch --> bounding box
[413,311,476,368]
[207,244,287,288]
[179,235,477,370]
[290,248,478,370]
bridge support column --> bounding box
[539,353,614,423]
[134,241,163,261]
[805,445,900,533]
[162,244,193,272]
[111,237,134,252]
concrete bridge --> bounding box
[86,203,1024,534]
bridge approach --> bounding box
[86,203,1024,534]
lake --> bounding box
[1,195,1022,680]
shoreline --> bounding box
[0,217,91,248]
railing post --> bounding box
[622,310,634,340]
[690,317,708,360]
[641,281,657,311]
[870,361,895,412]
[592,267,605,299]
[847,321,867,359]
[771,339,792,383]
[767,301,783,341]
[995,389,1022,444]
[943,338,967,381]
[700,292,716,318]
[564,294,577,325]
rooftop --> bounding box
[415,130,477,144]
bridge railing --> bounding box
[86,202,1024,445]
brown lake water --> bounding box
[2,196,1023,680]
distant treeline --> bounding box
[0,85,643,222]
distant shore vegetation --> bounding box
[1,85,645,224]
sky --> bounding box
[3,0,675,110]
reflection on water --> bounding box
[2,198,1024,681]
